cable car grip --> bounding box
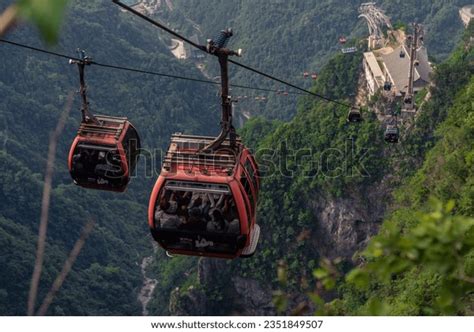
[69,49,99,125]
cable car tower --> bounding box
[358,2,392,50]
[403,23,424,112]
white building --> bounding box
[459,5,474,27]
[381,45,432,96]
[363,51,385,96]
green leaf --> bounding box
[322,277,336,290]
[272,290,288,314]
[366,297,390,315]
[346,268,370,289]
[445,200,455,213]
[17,0,68,44]
[313,268,329,279]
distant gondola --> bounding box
[347,107,362,122]
[67,51,140,192]
[68,116,140,192]
[384,125,399,143]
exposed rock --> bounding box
[310,180,391,261]
[231,276,275,315]
[169,258,276,315]
[169,286,207,316]
[197,258,228,286]
[138,254,158,316]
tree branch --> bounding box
[36,220,95,316]
[0,5,18,37]
[27,93,73,316]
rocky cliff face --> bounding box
[169,258,276,315]
[310,178,393,261]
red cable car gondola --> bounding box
[148,134,260,258]
[303,71,309,78]
[339,36,347,44]
[311,73,318,80]
[148,28,260,259]
[68,115,140,192]
[67,51,140,192]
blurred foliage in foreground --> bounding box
[0,0,69,43]
[17,0,68,44]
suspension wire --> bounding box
[92,62,303,95]
[0,38,81,61]
[229,58,354,108]
[112,0,358,110]
[0,38,302,96]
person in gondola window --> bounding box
[155,193,182,229]
[207,209,227,233]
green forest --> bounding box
[0,0,473,317]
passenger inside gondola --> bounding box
[154,189,240,235]
[155,193,184,229]
[71,144,125,187]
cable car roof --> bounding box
[162,133,243,176]
[77,115,129,141]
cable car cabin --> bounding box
[339,36,347,44]
[347,108,362,123]
[384,125,399,143]
[68,115,140,192]
[148,133,260,259]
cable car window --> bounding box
[244,158,258,190]
[240,170,255,215]
[153,181,241,254]
[71,143,124,185]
